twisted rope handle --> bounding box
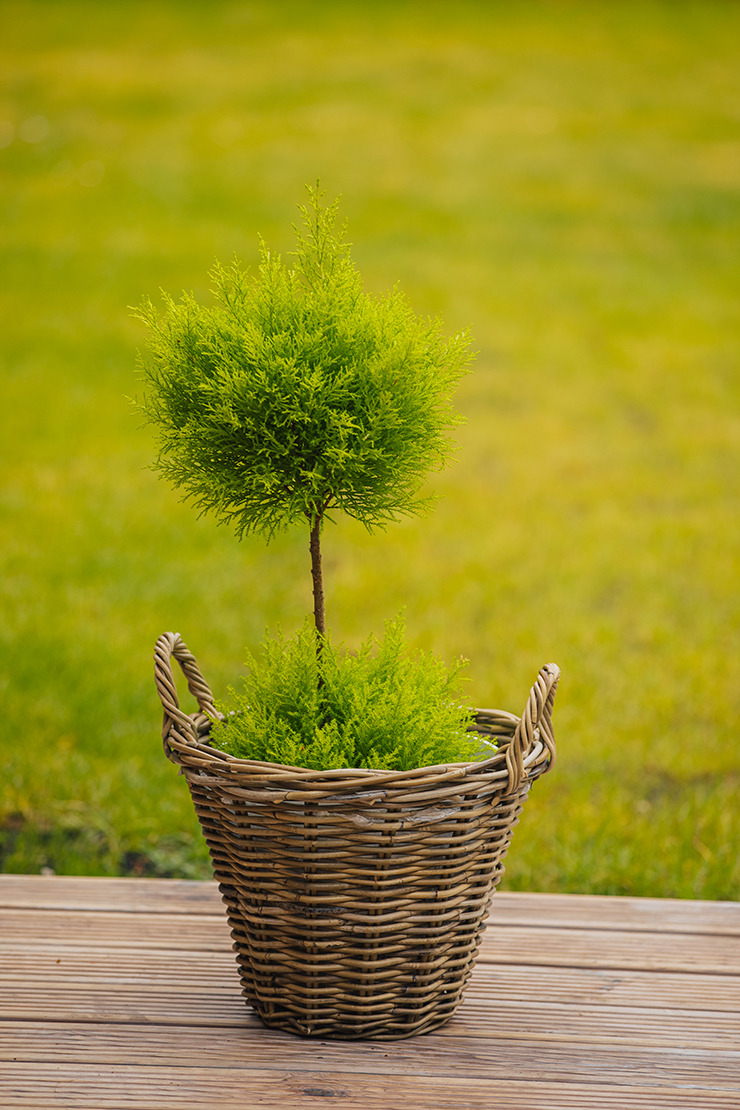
[506,662,560,792]
[154,631,218,748]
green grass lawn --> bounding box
[1,0,739,898]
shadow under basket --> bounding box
[154,633,559,1041]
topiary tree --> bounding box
[136,185,472,640]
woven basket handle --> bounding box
[507,663,559,792]
[154,631,218,747]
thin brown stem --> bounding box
[309,512,326,641]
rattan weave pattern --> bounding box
[154,632,558,1040]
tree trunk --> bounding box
[309,513,326,640]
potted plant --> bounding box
[139,187,559,1040]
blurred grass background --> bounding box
[1,0,739,897]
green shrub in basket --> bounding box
[136,186,486,770]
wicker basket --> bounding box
[155,632,558,1040]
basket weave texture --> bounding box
[155,632,558,1041]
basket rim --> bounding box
[155,631,559,795]
[164,714,550,795]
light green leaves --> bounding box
[136,186,472,540]
[210,617,489,771]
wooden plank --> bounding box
[0,909,232,950]
[442,1000,740,1049]
[464,963,740,1013]
[0,985,247,1027]
[0,946,235,984]
[3,878,738,937]
[477,923,740,974]
[0,875,224,915]
[1,996,738,1052]
[2,964,739,1028]
[0,1001,729,1050]
[0,1063,737,1110]
[489,892,740,937]
[3,907,739,974]
[2,934,740,1013]
[2,1018,739,1073]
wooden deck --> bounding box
[0,876,738,1108]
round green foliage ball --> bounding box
[136,186,473,540]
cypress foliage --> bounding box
[211,617,490,772]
